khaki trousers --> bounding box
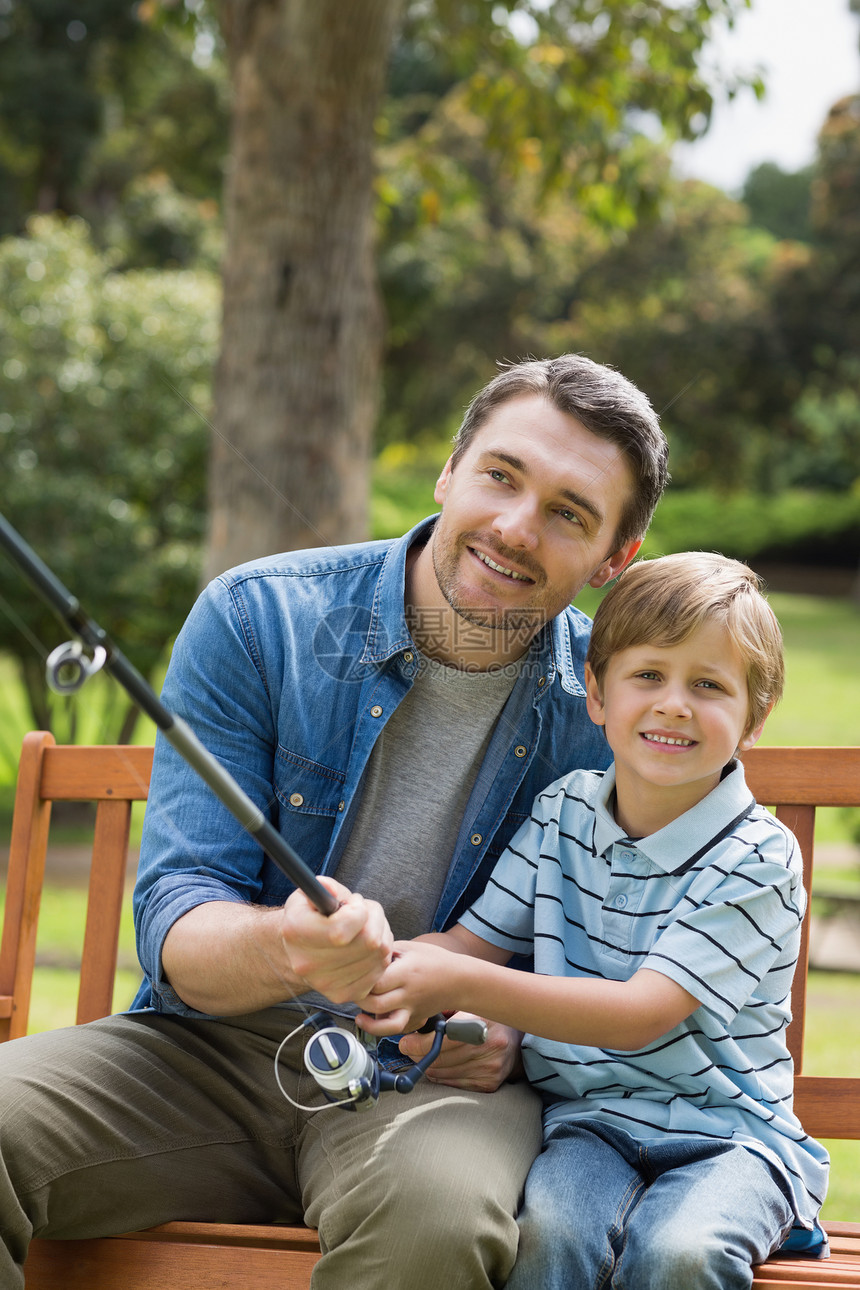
[0,1008,541,1289]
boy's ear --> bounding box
[584,662,606,727]
[588,538,642,589]
[433,457,454,506]
[737,704,774,755]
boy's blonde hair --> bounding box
[586,552,785,737]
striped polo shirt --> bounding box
[460,761,830,1233]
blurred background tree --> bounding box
[1,0,859,743]
[206,0,760,575]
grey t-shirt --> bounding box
[334,653,520,940]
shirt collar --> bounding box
[361,515,435,663]
[361,514,585,693]
[593,760,756,875]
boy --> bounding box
[357,551,830,1290]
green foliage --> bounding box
[104,173,223,271]
[788,359,860,493]
[391,1,755,207]
[761,96,860,485]
[0,0,228,249]
[378,1,758,453]
[0,213,218,739]
[642,489,860,567]
[0,0,139,231]
[532,181,792,490]
[92,4,226,204]
[741,161,813,244]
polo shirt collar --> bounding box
[593,760,757,876]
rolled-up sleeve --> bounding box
[133,577,283,1014]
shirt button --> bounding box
[289,793,304,807]
[471,833,482,846]
[514,745,527,758]
[537,677,546,688]
[403,650,414,663]
[370,705,383,717]
[615,894,628,909]
[337,800,345,812]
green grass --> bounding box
[802,972,860,1222]
[0,881,141,1033]
[25,967,143,1034]
[761,595,860,746]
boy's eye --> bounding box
[636,670,660,681]
[696,679,722,691]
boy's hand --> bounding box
[354,939,459,1035]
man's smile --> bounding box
[471,547,536,584]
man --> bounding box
[0,355,668,1289]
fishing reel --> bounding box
[301,1012,488,1112]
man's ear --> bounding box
[433,457,454,506]
[584,662,606,727]
[588,538,642,589]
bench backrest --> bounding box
[0,732,152,1040]
[1,734,859,1143]
[741,745,860,1141]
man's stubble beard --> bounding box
[430,530,555,637]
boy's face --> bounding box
[585,620,766,833]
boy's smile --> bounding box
[585,620,765,836]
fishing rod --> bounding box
[0,511,485,1109]
[0,509,339,915]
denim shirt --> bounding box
[132,516,611,1016]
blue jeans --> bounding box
[506,1119,794,1290]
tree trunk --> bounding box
[206,0,402,580]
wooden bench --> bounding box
[1,733,858,1287]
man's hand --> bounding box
[398,1014,524,1093]
[279,876,393,1004]
[160,877,393,1016]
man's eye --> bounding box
[488,468,509,483]
[558,508,583,526]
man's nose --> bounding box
[492,497,542,551]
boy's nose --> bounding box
[655,685,692,718]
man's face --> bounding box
[429,393,641,637]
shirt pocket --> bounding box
[273,746,347,869]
